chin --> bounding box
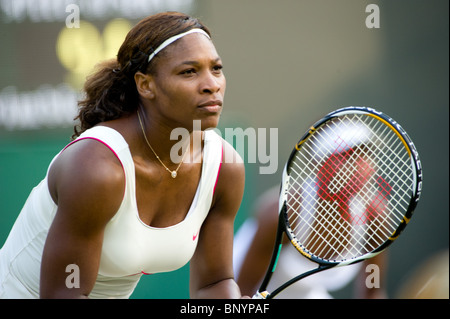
[192,116,221,131]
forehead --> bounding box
[156,33,220,66]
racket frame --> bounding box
[255,106,422,299]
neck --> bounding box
[136,106,201,165]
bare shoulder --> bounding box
[48,138,125,225]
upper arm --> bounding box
[189,140,245,297]
[40,139,125,298]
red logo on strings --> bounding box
[316,139,391,224]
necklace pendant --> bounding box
[171,171,177,178]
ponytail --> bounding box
[72,59,138,139]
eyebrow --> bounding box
[178,57,222,67]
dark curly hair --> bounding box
[72,12,211,139]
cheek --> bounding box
[173,88,197,108]
[158,83,193,106]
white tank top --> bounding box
[0,126,223,299]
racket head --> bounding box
[280,106,422,267]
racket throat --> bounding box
[267,264,335,299]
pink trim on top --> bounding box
[213,145,224,194]
[62,137,122,166]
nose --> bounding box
[201,72,221,94]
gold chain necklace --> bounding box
[137,108,189,178]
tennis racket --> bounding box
[254,106,423,299]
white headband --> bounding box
[147,28,211,63]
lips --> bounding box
[198,100,223,107]
[197,100,223,113]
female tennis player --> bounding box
[0,12,245,299]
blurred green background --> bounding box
[1,0,448,299]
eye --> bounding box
[180,68,197,76]
[212,64,223,73]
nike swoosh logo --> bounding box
[193,229,200,241]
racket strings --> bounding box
[288,174,378,260]
[286,114,413,262]
[354,116,413,220]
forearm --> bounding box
[191,278,243,299]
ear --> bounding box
[134,71,155,99]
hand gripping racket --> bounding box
[254,106,423,299]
